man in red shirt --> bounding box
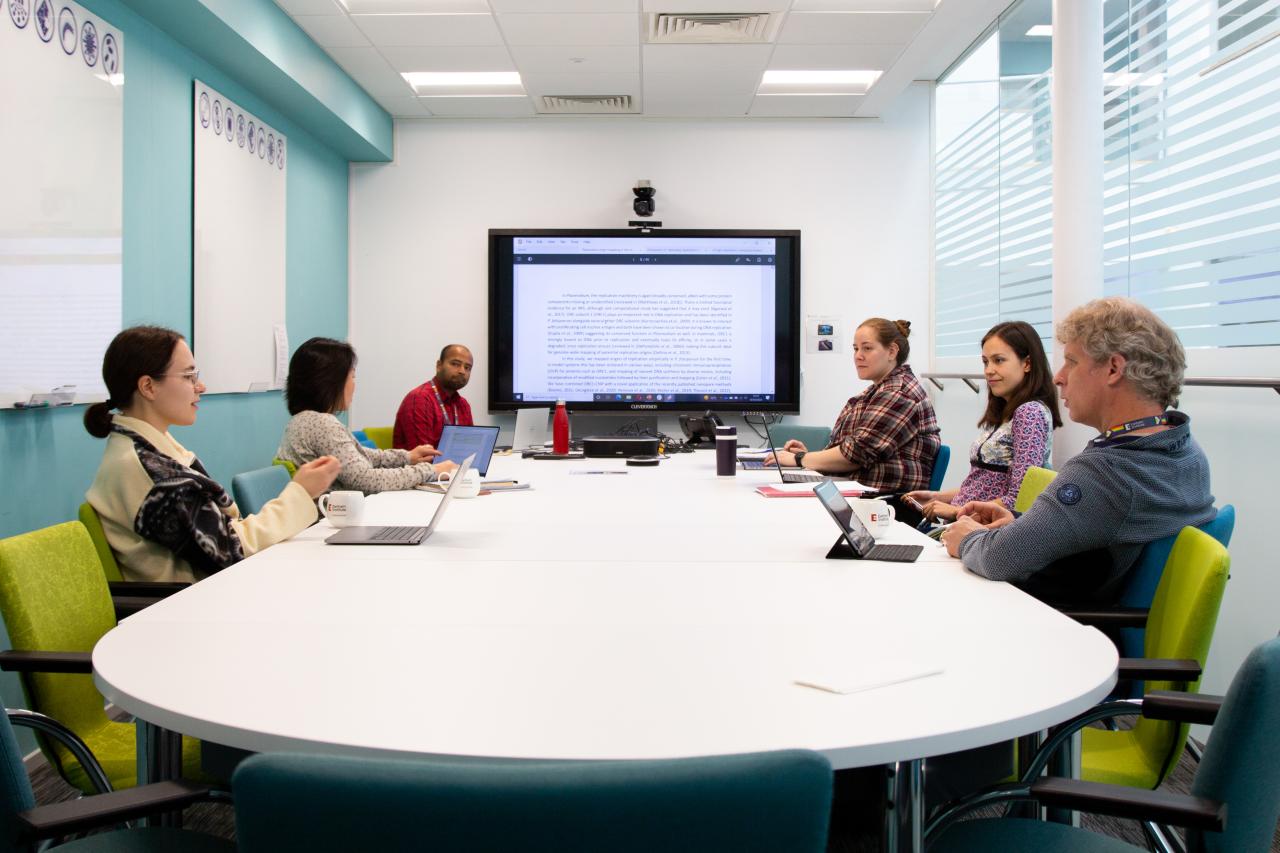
[393,344,475,450]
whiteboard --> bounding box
[0,0,123,406]
[193,81,287,394]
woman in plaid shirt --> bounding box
[768,318,940,493]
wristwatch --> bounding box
[793,451,807,469]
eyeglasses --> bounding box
[156,370,201,385]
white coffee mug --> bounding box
[317,490,364,528]
[438,468,481,499]
[851,499,895,540]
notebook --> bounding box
[436,425,500,476]
[326,454,475,546]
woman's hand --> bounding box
[408,444,442,465]
[920,500,959,522]
[293,456,341,499]
[781,439,808,453]
[432,460,459,477]
[764,450,796,468]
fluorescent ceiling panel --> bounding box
[404,71,524,95]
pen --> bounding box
[572,471,629,475]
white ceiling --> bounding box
[275,0,1012,119]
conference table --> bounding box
[93,447,1117,852]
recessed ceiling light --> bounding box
[758,69,881,95]
[1026,25,1052,37]
[403,71,524,96]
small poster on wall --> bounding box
[805,315,844,354]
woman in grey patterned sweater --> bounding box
[277,338,457,494]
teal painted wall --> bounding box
[0,0,349,740]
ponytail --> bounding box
[84,401,115,438]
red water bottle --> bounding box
[552,401,570,454]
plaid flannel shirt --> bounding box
[828,363,940,492]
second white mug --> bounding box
[318,490,364,528]
[851,499,895,539]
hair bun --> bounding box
[894,320,912,338]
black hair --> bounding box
[286,337,358,415]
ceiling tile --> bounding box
[492,0,638,10]
[274,0,345,14]
[498,13,639,46]
[641,0,788,11]
[508,44,639,73]
[642,44,771,74]
[292,15,371,48]
[748,93,865,116]
[343,0,491,11]
[642,92,755,116]
[326,46,418,95]
[380,44,517,72]
[521,71,641,96]
[778,11,930,44]
[417,96,537,116]
[790,0,935,10]
[643,70,763,96]
[373,94,432,116]
[767,43,902,69]
[352,13,503,46]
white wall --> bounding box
[348,83,933,439]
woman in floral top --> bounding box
[908,321,1062,521]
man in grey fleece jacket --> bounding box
[943,298,1215,606]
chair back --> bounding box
[351,430,377,449]
[928,444,950,492]
[1128,527,1229,786]
[1190,637,1280,853]
[361,426,393,449]
[78,502,123,583]
[0,710,36,853]
[231,466,293,517]
[234,749,833,853]
[1012,466,1057,514]
[1117,505,1235,661]
[272,457,297,477]
[0,524,117,783]
[770,425,831,451]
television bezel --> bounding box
[488,228,801,415]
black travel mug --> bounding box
[716,425,737,476]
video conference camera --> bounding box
[632,180,656,217]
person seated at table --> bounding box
[906,320,1061,521]
[942,297,1215,606]
[277,337,456,494]
[767,318,940,493]
[85,326,341,583]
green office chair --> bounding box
[78,502,123,583]
[0,522,204,793]
[361,426,394,449]
[234,749,832,853]
[0,705,230,852]
[272,456,297,476]
[926,636,1280,853]
[771,425,831,451]
[1012,466,1057,514]
[230,465,292,516]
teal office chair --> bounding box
[926,636,1280,853]
[234,750,833,853]
[771,425,832,450]
[0,705,230,852]
[928,444,950,492]
[230,465,293,517]
[351,429,377,449]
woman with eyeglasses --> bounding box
[85,325,341,583]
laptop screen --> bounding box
[813,480,877,556]
[436,425,500,476]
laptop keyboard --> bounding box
[370,526,426,543]
[782,470,824,483]
[740,459,767,469]
[866,543,923,562]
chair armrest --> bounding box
[113,595,163,619]
[1030,777,1225,832]
[1117,657,1202,681]
[1142,691,1223,725]
[0,650,92,674]
[17,780,214,840]
[1060,607,1149,629]
[108,581,189,598]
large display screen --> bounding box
[489,229,800,414]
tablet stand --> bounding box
[825,538,858,560]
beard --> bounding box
[438,375,468,393]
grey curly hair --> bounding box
[1056,297,1185,408]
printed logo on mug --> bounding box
[317,490,364,528]
[851,499,895,540]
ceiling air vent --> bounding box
[646,12,779,44]
[539,95,636,114]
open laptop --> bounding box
[326,454,475,545]
[512,406,550,451]
[436,424,500,476]
[813,479,922,562]
[741,420,824,483]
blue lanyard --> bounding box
[429,380,455,427]
[1093,413,1169,446]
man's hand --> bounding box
[781,439,808,453]
[942,516,984,557]
[408,444,442,464]
[955,500,1015,528]
[433,460,459,477]
[764,450,796,468]
[293,456,341,499]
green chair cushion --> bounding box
[361,426,394,449]
[78,503,124,583]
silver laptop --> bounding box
[326,454,475,545]
[759,420,824,483]
[512,406,550,450]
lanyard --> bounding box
[429,380,456,427]
[1094,413,1169,445]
